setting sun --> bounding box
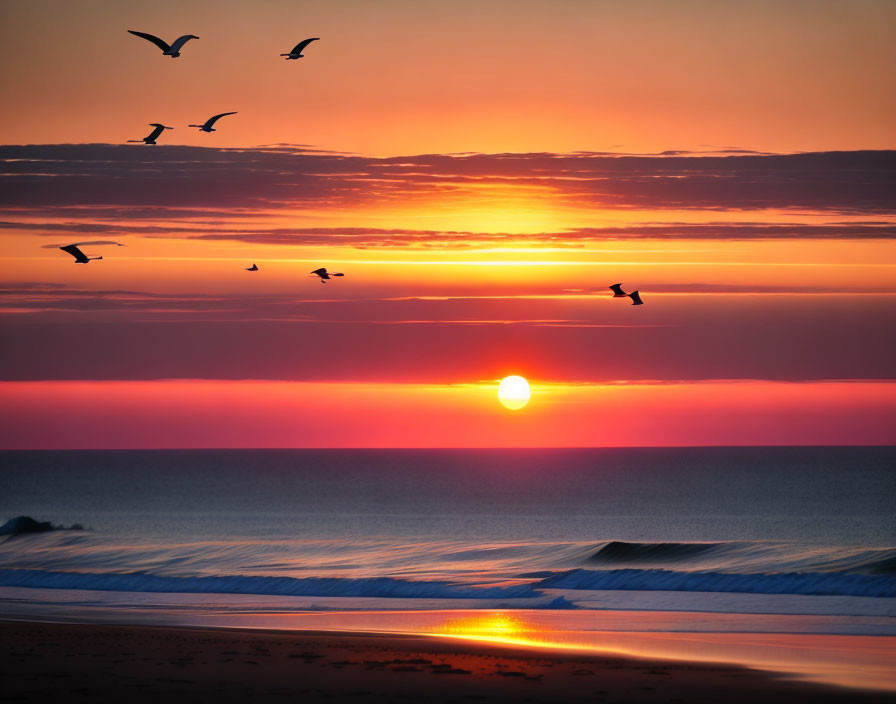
[497,376,531,410]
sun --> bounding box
[497,376,530,410]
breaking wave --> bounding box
[0,569,549,600]
[536,568,896,598]
[587,541,727,563]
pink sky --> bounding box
[1,380,893,448]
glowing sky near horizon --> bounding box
[0,0,894,447]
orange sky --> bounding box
[1,1,894,448]
[1,0,894,154]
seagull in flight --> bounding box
[127,124,173,145]
[609,283,644,305]
[59,244,103,264]
[246,263,259,271]
[128,30,199,57]
[189,112,238,133]
[310,267,343,283]
[281,38,320,60]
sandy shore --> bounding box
[2,620,891,703]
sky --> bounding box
[0,0,894,448]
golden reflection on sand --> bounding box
[428,612,602,653]
[422,611,896,693]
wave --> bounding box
[0,568,549,601]
[587,541,726,563]
[867,555,896,575]
[536,569,896,598]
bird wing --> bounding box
[310,268,327,275]
[204,112,237,128]
[60,244,87,262]
[128,30,171,53]
[168,35,198,53]
[146,125,166,142]
[609,283,626,296]
[629,291,644,305]
[290,37,320,54]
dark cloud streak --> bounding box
[1,145,894,215]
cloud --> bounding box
[2,282,894,383]
[4,220,895,249]
[39,240,125,248]
[1,145,894,215]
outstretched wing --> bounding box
[60,244,88,263]
[290,37,320,54]
[629,291,644,305]
[204,112,237,128]
[168,35,198,53]
[145,125,166,142]
[310,268,327,275]
[128,30,171,53]
[609,283,626,297]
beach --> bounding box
[4,619,893,703]
[3,448,894,700]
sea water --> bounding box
[3,448,895,690]
[1,447,893,604]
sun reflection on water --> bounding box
[427,613,587,651]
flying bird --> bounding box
[310,267,343,282]
[189,112,238,133]
[128,30,199,57]
[609,283,644,305]
[59,244,103,264]
[127,123,173,145]
[246,263,259,271]
[281,38,320,60]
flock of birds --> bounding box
[125,31,319,144]
[54,29,644,303]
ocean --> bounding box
[3,447,895,689]
[2,447,894,601]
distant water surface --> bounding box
[1,448,894,603]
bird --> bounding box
[59,244,102,264]
[281,38,320,60]
[310,267,343,282]
[127,124,173,145]
[128,30,199,57]
[246,263,259,271]
[189,112,238,133]
[609,283,644,305]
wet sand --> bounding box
[2,620,891,703]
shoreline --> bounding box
[3,619,893,703]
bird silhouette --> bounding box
[281,38,320,59]
[609,283,644,305]
[127,124,173,145]
[60,244,102,264]
[189,112,238,133]
[310,267,343,282]
[128,30,199,57]
[246,263,259,271]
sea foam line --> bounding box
[0,569,545,600]
[536,568,896,598]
